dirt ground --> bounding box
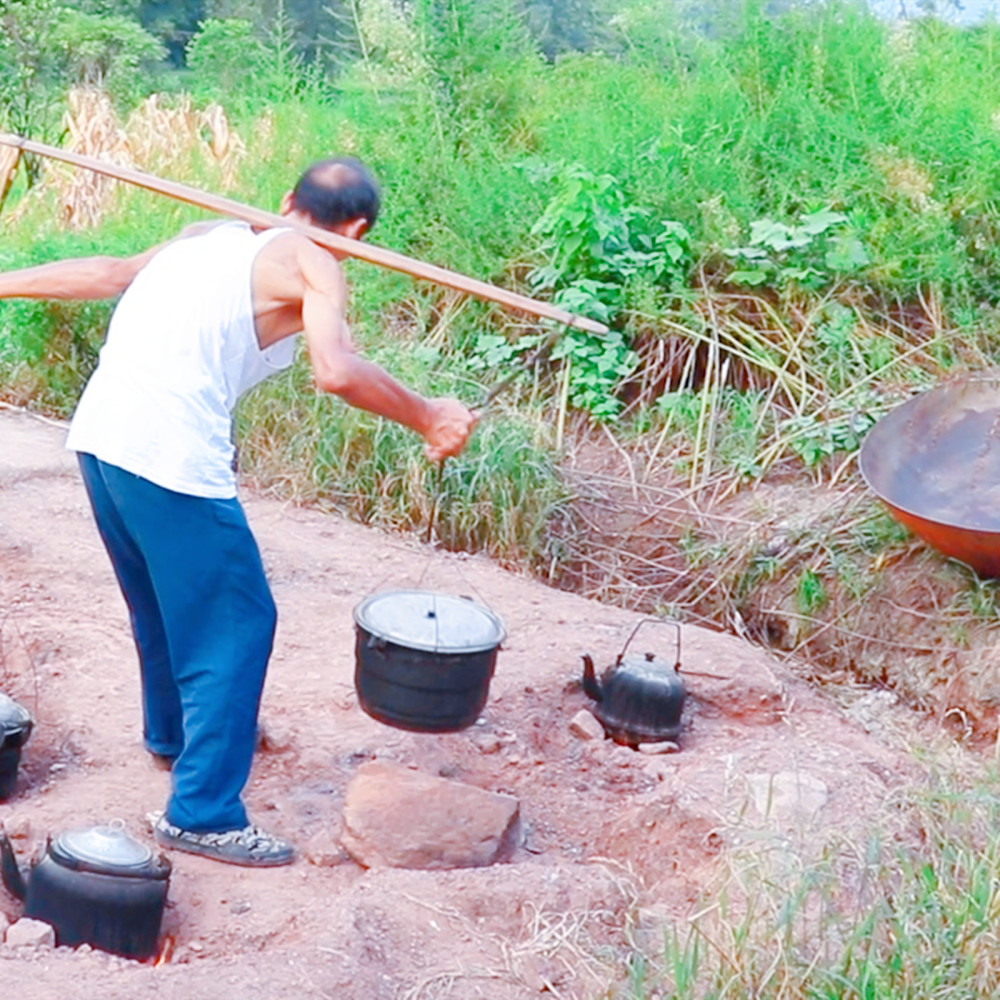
[0,406,948,999]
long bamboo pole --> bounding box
[0,133,607,335]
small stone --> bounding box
[641,757,675,781]
[2,815,31,839]
[472,733,502,754]
[257,722,294,753]
[189,940,204,953]
[0,910,10,941]
[519,953,564,992]
[569,709,605,741]
[302,831,351,868]
[746,771,829,822]
[229,901,252,915]
[6,917,55,948]
[637,740,680,755]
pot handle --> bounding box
[617,618,681,670]
[365,633,389,653]
[151,853,173,879]
[0,823,27,900]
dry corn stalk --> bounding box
[26,86,247,230]
[55,87,134,229]
[126,94,245,188]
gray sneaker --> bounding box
[152,813,296,867]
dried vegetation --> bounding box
[544,285,1000,747]
[14,86,246,229]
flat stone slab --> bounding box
[341,760,521,870]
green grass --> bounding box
[7,0,1000,632]
[619,767,1000,999]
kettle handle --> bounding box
[617,618,681,669]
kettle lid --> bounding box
[0,693,32,739]
[618,651,677,674]
[50,821,163,877]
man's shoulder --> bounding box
[258,228,340,273]
[179,220,228,239]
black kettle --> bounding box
[0,693,33,801]
[0,820,171,959]
[582,619,686,747]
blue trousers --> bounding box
[77,454,276,833]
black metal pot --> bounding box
[582,619,686,747]
[0,693,33,801]
[353,589,506,733]
[0,820,171,959]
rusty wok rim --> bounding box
[858,374,1000,576]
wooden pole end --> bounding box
[0,145,22,215]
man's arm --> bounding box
[0,253,151,301]
[297,242,477,462]
[0,221,218,301]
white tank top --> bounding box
[66,222,297,499]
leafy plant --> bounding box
[549,326,637,419]
[782,404,878,468]
[795,567,827,614]
[0,0,78,147]
[524,161,691,418]
[526,162,691,294]
[185,19,266,107]
[49,8,165,99]
[724,208,870,290]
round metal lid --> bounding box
[354,589,506,654]
[0,693,32,738]
[51,820,155,874]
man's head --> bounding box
[282,157,380,241]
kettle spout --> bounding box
[0,824,26,900]
[581,655,602,703]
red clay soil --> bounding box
[0,406,938,1000]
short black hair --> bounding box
[291,158,380,229]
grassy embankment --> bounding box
[6,2,1000,694]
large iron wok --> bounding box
[858,376,1000,578]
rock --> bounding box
[641,756,676,781]
[257,721,294,753]
[568,709,605,741]
[746,770,829,823]
[518,953,566,992]
[471,732,502,754]
[302,830,351,868]
[844,689,900,735]
[0,910,9,941]
[2,815,31,839]
[637,740,680,754]
[6,917,55,948]
[340,760,521,870]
